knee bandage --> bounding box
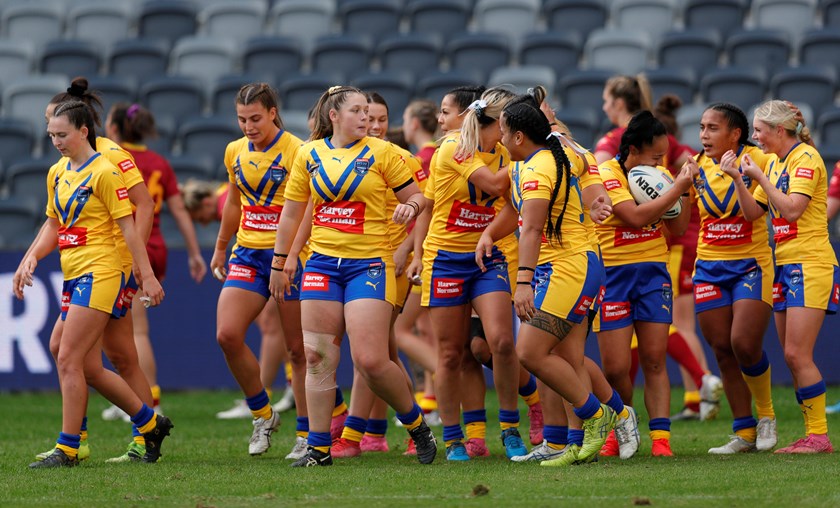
[303,331,339,392]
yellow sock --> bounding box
[684,390,701,406]
[650,430,671,441]
[445,439,460,447]
[341,426,364,443]
[137,417,157,434]
[735,427,757,443]
[521,390,540,407]
[546,442,566,451]
[134,435,145,446]
[742,368,775,419]
[592,407,604,419]
[500,421,519,431]
[285,362,293,383]
[251,404,272,421]
[803,392,827,435]
[296,430,308,439]
[465,421,486,440]
[55,443,78,458]
[266,388,273,400]
[79,430,88,442]
[404,414,423,432]
[332,402,348,417]
[313,445,330,453]
[618,407,630,419]
[799,403,811,434]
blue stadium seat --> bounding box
[279,74,335,111]
[700,66,767,113]
[0,118,34,167]
[311,35,372,81]
[823,0,840,27]
[644,67,696,105]
[0,195,40,250]
[415,70,482,105]
[406,0,471,43]
[584,29,652,76]
[40,39,102,77]
[770,66,836,116]
[799,29,840,70]
[818,108,840,146]
[138,0,198,46]
[558,69,613,114]
[447,33,511,83]
[268,0,335,52]
[170,37,239,87]
[683,0,747,39]
[657,30,722,77]
[109,38,170,85]
[340,0,402,43]
[377,33,442,79]
[198,0,268,46]
[1,3,64,52]
[519,32,583,80]
[177,116,240,172]
[612,0,678,43]
[86,76,138,121]
[352,71,415,124]
[488,65,557,98]
[555,107,599,149]
[242,36,303,84]
[753,0,817,42]
[544,0,608,40]
[210,75,262,117]
[1,75,66,130]
[725,29,791,71]
[0,40,35,88]
[473,0,540,44]
[139,76,206,128]
[66,3,134,48]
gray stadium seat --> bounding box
[488,65,557,98]
[519,32,583,80]
[644,67,696,106]
[138,0,198,46]
[0,195,40,250]
[612,0,677,43]
[700,67,767,113]
[415,70,482,105]
[406,0,471,43]
[824,0,840,27]
[199,0,267,46]
[281,109,311,141]
[818,108,840,146]
[6,158,53,210]
[40,39,102,77]
[139,76,206,128]
[177,117,241,169]
[340,0,402,43]
[168,154,217,183]
[0,118,34,167]
[676,103,709,152]
[752,0,817,43]
[683,0,747,39]
[447,33,511,83]
[725,29,791,71]
[242,36,303,84]
[556,107,599,149]
[268,0,335,52]
[210,75,261,118]
[558,69,613,114]
[146,116,175,155]
[109,38,170,84]
[87,76,137,121]
[799,29,840,71]
[352,71,415,124]
[473,0,540,45]
[0,40,35,87]
[657,30,722,77]
[544,0,608,40]
[1,3,64,52]
[377,33,442,79]
[170,37,239,88]
[770,66,837,116]
[2,75,66,130]
[311,35,372,81]
[584,29,652,76]
[279,74,334,111]
[66,3,134,47]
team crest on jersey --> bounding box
[779,172,790,194]
[306,160,320,177]
[745,266,758,280]
[353,158,370,175]
[661,283,673,302]
[77,185,91,204]
[790,269,802,286]
[269,165,287,183]
[367,262,383,278]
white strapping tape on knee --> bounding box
[303,331,339,391]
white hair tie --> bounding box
[467,99,487,117]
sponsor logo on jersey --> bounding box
[302,273,330,291]
[522,180,539,191]
[773,283,785,304]
[57,226,88,249]
[433,278,463,298]
[227,264,256,283]
[613,226,662,247]
[61,292,70,313]
[694,283,722,304]
[314,201,365,233]
[604,179,622,191]
[832,284,839,305]
[445,200,496,233]
[601,301,630,322]
[588,164,600,175]
[116,187,129,200]
[118,159,136,172]
[795,167,814,180]
[414,168,428,182]
[771,218,798,243]
[241,205,283,231]
[702,217,753,245]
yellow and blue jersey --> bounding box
[596,158,669,266]
[224,130,303,250]
[386,144,424,253]
[693,145,772,262]
[285,135,414,259]
[754,142,836,266]
[46,152,132,279]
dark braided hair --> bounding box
[53,100,97,149]
[701,102,755,157]
[502,86,573,244]
[446,85,486,113]
[50,76,104,128]
[617,111,667,174]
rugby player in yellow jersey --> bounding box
[18,101,170,468]
[209,83,308,458]
[269,85,437,467]
[687,103,778,454]
[725,100,838,453]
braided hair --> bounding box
[50,76,104,128]
[236,83,283,129]
[53,100,97,149]
[310,85,366,141]
[502,86,573,244]
[445,85,486,113]
[617,111,667,174]
[702,102,755,157]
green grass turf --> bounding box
[2,387,840,507]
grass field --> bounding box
[3,387,840,507]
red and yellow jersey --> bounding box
[510,148,592,263]
[754,143,837,266]
[828,160,840,200]
[415,142,436,180]
[224,130,303,250]
[121,142,179,248]
[46,153,132,279]
[285,135,414,259]
[424,132,513,253]
[693,145,772,262]
[596,158,669,266]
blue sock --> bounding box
[741,350,770,376]
[544,425,568,446]
[733,416,758,433]
[518,375,537,397]
[443,424,464,443]
[573,393,600,420]
[245,390,270,411]
[366,418,389,435]
[499,409,520,427]
[296,416,309,433]
[797,380,827,400]
[308,431,331,448]
[130,404,155,428]
[463,409,486,425]
[606,389,625,415]
[649,417,671,432]
[335,388,345,407]
[80,417,88,432]
[568,429,584,447]
[345,415,368,434]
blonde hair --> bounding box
[310,85,366,141]
[181,179,218,213]
[753,100,812,145]
[454,87,516,161]
[605,74,653,115]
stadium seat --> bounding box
[210,75,261,117]
[6,158,54,209]
[644,67,696,106]
[170,37,239,88]
[66,3,134,48]
[818,108,840,146]
[198,0,268,46]
[0,118,34,167]
[268,0,335,52]
[86,76,138,121]
[555,107,599,149]
[177,116,240,169]
[1,75,66,129]
[280,109,310,140]
[544,0,608,40]
[377,33,442,79]
[139,76,206,128]
[40,39,102,77]
[146,116,175,155]
[558,69,614,114]
[657,30,722,77]
[406,0,471,43]
[488,65,557,98]
[311,35,372,81]
[168,154,218,183]
[109,38,170,84]
[242,36,303,84]
[752,0,817,43]
[824,0,840,27]
[519,32,583,80]
[0,40,35,87]
[700,67,767,113]
[0,195,40,250]
[799,29,840,71]
[584,29,652,76]
[821,143,840,169]
[352,71,415,124]
[770,66,836,116]
[447,33,511,83]
[1,3,64,52]
[676,103,709,152]
[279,74,335,111]
[683,0,747,39]
[340,0,402,43]
[725,30,791,71]
[473,0,541,44]
[612,0,678,43]
[138,0,198,46]
[415,70,482,105]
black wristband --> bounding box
[516,281,532,286]
[518,267,535,272]
[682,193,689,197]
[271,266,283,272]
[273,252,288,258]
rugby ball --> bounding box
[627,165,682,219]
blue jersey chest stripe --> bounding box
[234,155,259,206]
[311,146,371,200]
[55,173,94,224]
[340,155,375,202]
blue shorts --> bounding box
[114,271,139,318]
[224,245,302,300]
[421,247,510,307]
[300,252,395,305]
[773,263,840,314]
[533,251,605,324]
[61,271,125,321]
[597,262,672,331]
[693,258,773,312]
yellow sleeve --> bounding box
[438,138,484,180]
[224,142,237,185]
[788,150,822,198]
[578,151,602,190]
[520,167,554,201]
[45,164,58,218]
[381,144,414,189]
[96,163,133,220]
[284,146,312,202]
[599,164,633,206]
[100,140,143,189]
